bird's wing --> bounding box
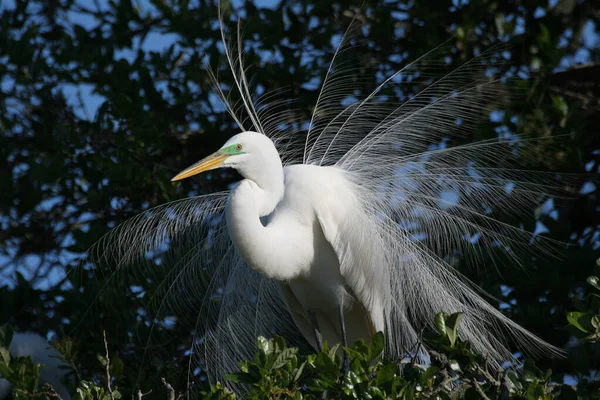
[311,169,390,336]
[311,163,565,367]
[75,191,305,389]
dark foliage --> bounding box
[3,311,600,399]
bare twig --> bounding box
[156,51,188,81]
[76,89,91,121]
[137,389,153,400]
[424,375,460,399]
[499,371,511,400]
[43,383,64,400]
[103,330,115,400]
[471,378,491,400]
[162,378,175,400]
[476,364,500,386]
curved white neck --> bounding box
[226,178,295,281]
[248,169,284,218]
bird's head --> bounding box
[171,131,281,182]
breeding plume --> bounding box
[87,11,565,391]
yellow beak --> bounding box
[171,152,228,181]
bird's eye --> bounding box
[236,144,243,151]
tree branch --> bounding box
[103,330,115,400]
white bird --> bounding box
[0,332,71,400]
[86,12,567,391]
[171,132,385,356]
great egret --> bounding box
[0,332,71,400]
[86,12,568,391]
[171,131,385,360]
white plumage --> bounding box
[206,133,386,349]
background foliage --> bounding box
[0,0,599,398]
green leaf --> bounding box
[526,382,546,400]
[273,336,286,353]
[97,354,107,367]
[567,311,594,333]
[272,347,297,369]
[587,276,600,291]
[110,354,124,379]
[0,348,10,366]
[0,362,12,378]
[223,372,255,384]
[223,373,240,383]
[592,315,600,329]
[506,370,523,391]
[435,312,449,335]
[348,370,362,385]
[0,325,14,349]
[367,385,385,398]
[494,15,505,36]
[375,362,397,386]
[257,336,270,355]
[523,359,541,381]
[281,369,290,386]
[350,338,369,357]
[445,312,463,346]
[327,343,340,360]
[420,366,439,384]
[314,352,338,376]
[368,332,384,361]
[247,363,262,379]
[292,361,306,382]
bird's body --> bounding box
[225,151,385,349]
